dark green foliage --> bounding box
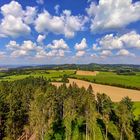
[116,69,136,75]
[0,77,139,140]
[61,74,69,83]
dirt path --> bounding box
[52,78,140,102]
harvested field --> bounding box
[76,70,99,76]
[52,78,140,102]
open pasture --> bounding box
[0,70,75,81]
[72,71,140,90]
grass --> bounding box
[71,71,140,90]
[0,70,76,82]
[133,102,140,119]
[1,70,140,90]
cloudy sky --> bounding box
[0,0,140,65]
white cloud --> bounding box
[74,38,87,50]
[117,49,135,57]
[6,40,20,50]
[35,11,64,35]
[21,40,36,51]
[35,49,47,58]
[1,1,24,17]
[6,39,69,58]
[54,5,60,14]
[11,50,28,57]
[7,40,37,57]
[92,44,101,51]
[86,0,140,33]
[47,39,69,50]
[46,50,65,57]
[0,1,37,38]
[119,31,140,49]
[76,51,85,57]
[99,34,123,50]
[100,50,112,57]
[24,7,37,24]
[93,31,140,51]
[0,15,31,37]
[0,52,6,58]
[91,53,98,58]
[35,10,87,38]
[36,49,65,58]
[37,34,46,44]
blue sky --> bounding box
[0,0,140,65]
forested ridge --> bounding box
[0,77,140,140]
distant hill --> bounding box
[9,63,140,72]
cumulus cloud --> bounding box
[36,39,69,58]
[6,39,69,58]
[24,7,37,24]
[0,1,37,38]
[7,40,37,57]
[0,52,6,58]
[93,31,140,51]
[1,1,24,17]
[46,50,65,57]
[86,0,140,33]
[47,39,69,50]
[36,49,66,58]
[6,40,20,50]
[74,38,87,50]
[0,15,31,37]
[37,34,46,44]
[11,50,29,57]
[119,31,140,49]
[35,49,47,58]
[100,50,112,57]
[35,10,88,38]
[91,53,98,58]
[116,49,135,57]
[76,51,85,57]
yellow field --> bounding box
[76,70,99,76]
[52,78,140,102]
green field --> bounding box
[0,70,140,90]
[71,71,140,90]
[0,70,75,82]
[134,102,140,118]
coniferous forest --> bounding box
[0,77,140,140]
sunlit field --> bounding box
[71,71,140,90]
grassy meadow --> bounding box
[0,69,140,90]
[0,70,75,82]
[71,71,140,90]
[134,102,140,118]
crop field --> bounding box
[71,71,140,90]
[0,70,140,90]
[76,70,99,76]
[52,78,140,102]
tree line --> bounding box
[0,77,140,140]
